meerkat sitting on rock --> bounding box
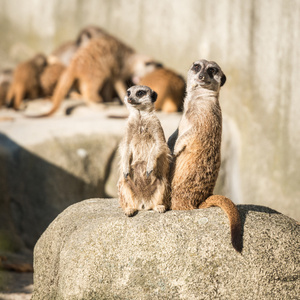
[168,59,243,252]
[118,85,170,217]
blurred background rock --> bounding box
[0,0,299,219]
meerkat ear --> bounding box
[221,74,226,86]
[151,91,158,103]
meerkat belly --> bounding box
[171,138,221,208]
[130,132,155,166]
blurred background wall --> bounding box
[0,0,299,220]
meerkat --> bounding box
[6,54,47,110]
[118,85,170,217]
[40,62,66,97]
[30,34,158,117]
[47,25,108,67]
[0,69,13,107]
[75,25,110,48]
[139,67,186,113]
[168,59,242,252]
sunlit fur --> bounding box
[37,34,158,117]
[139,67,186,112]
[118,85,171,216]
[6,54,47,110]
[168,59,242,252]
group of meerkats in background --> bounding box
[0,25,243,252]
[0,25,185,116]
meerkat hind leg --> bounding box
[151,181,167,213]
[119,180,139,217]
[80,79,103,103]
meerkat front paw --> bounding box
[124,208,137,217]
[154,205,166,213]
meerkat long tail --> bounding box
[198,195,243,252]
[44,67,75,116]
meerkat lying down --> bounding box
[139,67,186,113]
[118,85,171,217]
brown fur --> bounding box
[34,34,158,117]
[118,85,170,217]
[6,54,47,110]
[139,67,186,112]
[40,62,66,96]
[0,69,13,107]
[75,25,111,47]
[168,59,242,252]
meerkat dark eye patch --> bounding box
[207,67,219,78]
[192,63,201,73]
[136,90,147,98]
[127,90,131,97]
[151,91,158,103]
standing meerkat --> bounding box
[118,85,170,217]
[6,54,47,110]
[31,35,158,117]
[168,59,242,252]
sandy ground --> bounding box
[0,271,33,300]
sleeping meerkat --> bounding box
[6,54,47,110]
[139,67,186,113]
[168,59,242,252]
[31,35,158,117]
[118,85,170,217]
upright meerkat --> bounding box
[168,59,242,252]
[139,67,186,113]
[118,85,170,217]
[33,35,157,117]
[6,54,47,110]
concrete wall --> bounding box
[0,0,299,220]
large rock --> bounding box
[32,198,299,300]
[0,103,237,254]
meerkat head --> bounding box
[125,85,157,113]
[187,59,226,93]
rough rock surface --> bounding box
[32,198,299,300]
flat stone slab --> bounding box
[32,198,300,300]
